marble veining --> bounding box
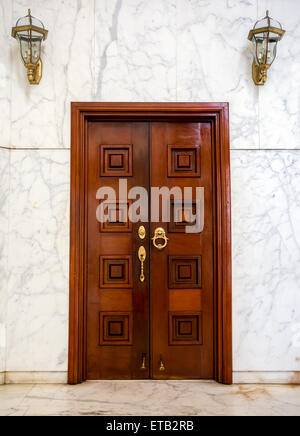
[232,150,300,371]
[0,0,300,380]
[0,1,12,147]
[259,0,300,149]
[0,149,10,373]
[0,381,300,416]
[177,0,260,149]
[5,0,300,150]
[94,0,177,101]
[11,0,94,149]
[5,150,70,371]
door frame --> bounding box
[68,102,232,384]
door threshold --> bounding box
[86,379,216,384]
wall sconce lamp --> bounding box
[12,9,48,85]
[248,10,285,86]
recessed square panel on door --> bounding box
[169,312,203,345]
[168,144,201,177]
[99,312,133,345]
[99,200,133,233]
[99,256,133,289]
[168,256,202,289]
[100,144,133,177]
[168,200,198,233]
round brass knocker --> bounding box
[152,227,169,250]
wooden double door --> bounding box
[86,120,215,380]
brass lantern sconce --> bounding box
[248,10,285,86]
[12,9,48,85]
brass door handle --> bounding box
[159,355,166,372]
[152,227,169,250]
[138,246,146,282]
[140,354,147,370]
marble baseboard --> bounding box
[2,372,300,385]
[4,372,68,384]
[233,372,300,385]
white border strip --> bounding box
[4,372,68,384]
[233,371,300,384]
[1,372,300,385]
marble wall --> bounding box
[0,149,9,376]
[0,0,12,378]
[6,151,70,373]
[0,0,300,383]
[232,151,300,373]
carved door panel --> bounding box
[86,122,150,379]
[86,121,214,380]
[150,122,214,379]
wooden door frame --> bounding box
[68,102,232,384]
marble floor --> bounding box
[0,381,299,416]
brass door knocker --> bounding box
[152,227,169,250]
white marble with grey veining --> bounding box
[0,381,300,416]
[94,0,177,101]
[0,1,12,147]
[232,150,300,371]
[177,0,260,149]
[5,0,300,149]
[259,0,300,149]
[5,150,70,371]
[4,149,300,375]
[0,149,9,374]
[5,371,67,384]
[11,0,94,149]
[1,0,300,380]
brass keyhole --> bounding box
[138,225,146,240]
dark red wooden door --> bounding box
[86,121,150,379]
[86,120,214,379]
[150,122,214,379]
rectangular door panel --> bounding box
[150,122,214,379]
[86,121,150,379]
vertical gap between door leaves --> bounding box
[148,121,152,379]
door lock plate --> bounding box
[138,225,146,240]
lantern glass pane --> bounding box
[17,30,42,65]
[269,30,281,42]
[253,30,278,66]
[16,14,44,29]
[254,35,267,65]
[266,40,277,66]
